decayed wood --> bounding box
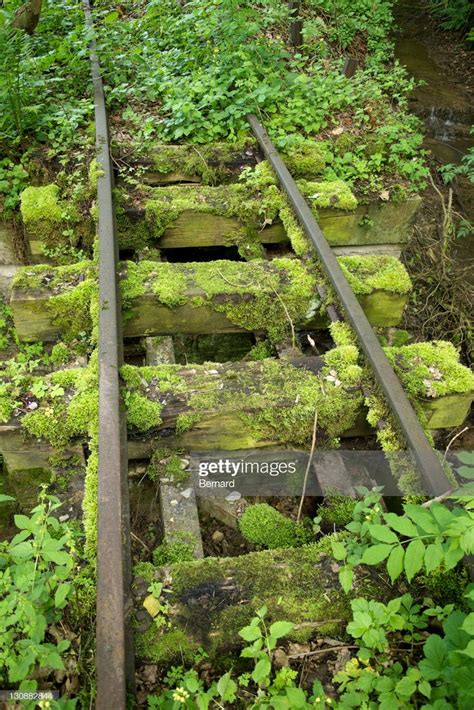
[9,260,409,342]
[2,357,472,470]
[117,195,421,253]
[158,211,287,248]
[136,544,391,660]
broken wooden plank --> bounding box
[9,256,412,342]
[2,345,472,471]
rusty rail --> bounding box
[247,113,451,497]
[83,1,134,707]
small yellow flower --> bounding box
[172,687,190,703]
[326,699,332,704]
[315,698,321,703]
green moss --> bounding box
[151,541,360,657]
[0,384,17,423]
[193,257,318,343]
[299,179,358,210]
[153,532,196,566]
[12,261,96,342]
[20,183,81,249]
[318,496,356,528]
[122,257,319,344]
[20,184,63,238]
[88,159,105,191]
[126,391,162,431]
[176,412,201,434]
[247,341,273,360]
[22,403,72,448]
[147,449,190,485]
[50,342,70,366]
[283,140,328,178]
[136,626,196,664]
[83,446,98,561]
[239,503,311,548]
[419,567,469,608]
[144,183,266,238]
[386,341,474,399]
[121,363,187,393]
[149,139,255,185]
[337,255,412,295]
[121,260,188,309]
[329,321,357,348]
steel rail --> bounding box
[247,113,451,497]
[83,2,134,707]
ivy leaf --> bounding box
[444,545,464,570]
[13,514,33,530]
[456,451,474,465]
[387,545,404,583]
[269,621,294,639]
[403,505,439,534]
[239,624,261,642]
[461,613,474,635]
[424,543,444,574]
[44,651,64,670]
[404,539,425,581]
[271,698,291,710]
[418,679,431,698]
[457,466,474,480]
[419,634,447,680]
[252,656,271,683]
[395,675,417,697]
[104,10,120,23]
[185,676,200,693]
[339,565,353,593]
[361,544,393,565]
[368,524,399,544]
[383,513,418,538]
[459,640,474,658]
[54,583,71,608]
[216,672,237,702]
[331,540,347,561]
[430,504,454,528]
[285,687,307,708]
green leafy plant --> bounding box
[335,588,474,709]
[0,490,77,695]
[331,488,474,593]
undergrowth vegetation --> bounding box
[0,0,473,708]
[1,0,429,209]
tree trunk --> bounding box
[13,0,43,34]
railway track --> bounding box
[1,4,473,709]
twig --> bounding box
[442,426,469,464]
[268,283,297,348]
[422,490,453,508]
[288,644,358,659]
[215,267,253,289]
[131,531,152,552]
[297,409,318,523]
[293,619,343,630]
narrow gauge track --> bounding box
[81,9,455,710]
